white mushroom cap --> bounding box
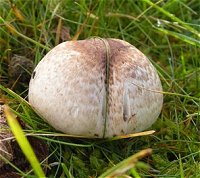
[28,38,163,138]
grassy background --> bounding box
[0,0,200,177]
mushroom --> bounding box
[28,38,163,138]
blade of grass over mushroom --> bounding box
[100,38,111,138]
[4,105,46,178]
[98,149,152,178]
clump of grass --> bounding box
[0,0,200,177]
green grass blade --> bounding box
[0,84,30,107]
[0,16,50,51]
[0,154,26,176]
[4,105,46,178]
[142,0,200,38]
[98,149,152,178]
[179,154,184,178]
[61,163,72,178]
[155,27,200,47]
[130,167,141,178]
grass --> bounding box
[0,0,200,177]
[4,105,46,177]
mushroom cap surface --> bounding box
[28,38,163,138]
